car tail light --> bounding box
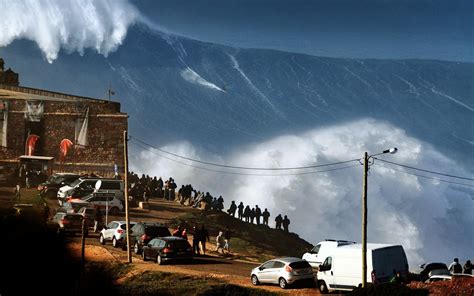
[371,270,377,283]
[117,229,124,234]
[61,219,69,224]
[141,234,150,242]
[163,248,172,253]
[285,265,293,273]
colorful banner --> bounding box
[59,138,74,163]
[25,134,40,156]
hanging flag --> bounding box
[75,107,89,148]
[25,134,40,156]
[25,101,44,122]
[0,100,8,147]
[59,138,74,163]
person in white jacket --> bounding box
[215,231,225,254]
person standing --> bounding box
[243,205,251,223]
[237,202,244,220]
[448,258,462,274]
[199,224,210,255]
[255,205,261,225]
[192,225,200,255]
[463,260,472,274]
[282,215,290,232]
[93,206,103,233]
[262,208,270,226]
[227,201,237,217]
[275,214,283,230]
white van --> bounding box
[57,177,124,203]
[302,239,356,268]
[63,192,123,215]
[317,243,408,293]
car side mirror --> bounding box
[259,267,264,271]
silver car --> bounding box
[251,257,314,289]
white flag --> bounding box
[75,107,89,147]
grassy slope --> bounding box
[171,211,313,262]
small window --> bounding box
[312,244,321,254]
[322,257,332,270]
[273,261,285,268]
[261,261,276,269]
[289,261,311,269]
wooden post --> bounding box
[124,130,132,263]
[362,152,368,287]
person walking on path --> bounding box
[224,227,232,253]
[215,231,225,254]
[262,208,270,226]
[282,215,290,232]
[237,202,244,220]
[199,224,210,255]
[275,214,283,230]
[448,258,462,274]
[463,260,472,274]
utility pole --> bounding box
[362,152,368,287]
[123,130,132,263]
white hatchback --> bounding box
[99,221,136,248]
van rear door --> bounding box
[371,246,408,283]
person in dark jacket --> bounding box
[275,214,283,230]
[243,205,251,223]
[93,206,103,232]
[262,208,270,226]
[282,215,290,232]
[198,224,210,255]
[237,202,244,220]
[255,205,262,225]
[227,201,237,217]
[448,258,462,274]
[463,260,472,274]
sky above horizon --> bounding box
[135,0,473,62]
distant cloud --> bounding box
[0,0,139,63]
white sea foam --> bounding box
[131,118,473,268]
[180,67,226,92]
[0,0,139,63]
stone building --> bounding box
[0,59,128,183]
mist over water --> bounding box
[130,119,473,268]
[0,0,139,63]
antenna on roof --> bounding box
[108,83,115,101]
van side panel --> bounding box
[371,246,408,282]
[331,251,362,290]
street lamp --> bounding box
[361,147,397,287]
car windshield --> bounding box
[120,223,135,230]
[69,179,83,187]
[289,261,311,269]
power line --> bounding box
[374,158,474,181]
[373,163,474,188]
[130,141,360,176]
[130,135,359,171]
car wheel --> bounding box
[251,275,259,286]
[99,234,105,245]
[142,250,147,261]
[318,281,328,294]
[109,207,119,215]
[157,255,163,265]
[279,277,287,289]
[134,242,141,254]
[112,237,119,248]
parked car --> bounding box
[99,221,137,248]
[302,239,356,268]
[38,173,80,199]
[52,212,86,236]
[57,177,124,203]
[62,192,123,214]
[122,222,171,254]
[142,236,193,265]
[317,243,408,293]
[418,262,449,282]
[251,257,314,289]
